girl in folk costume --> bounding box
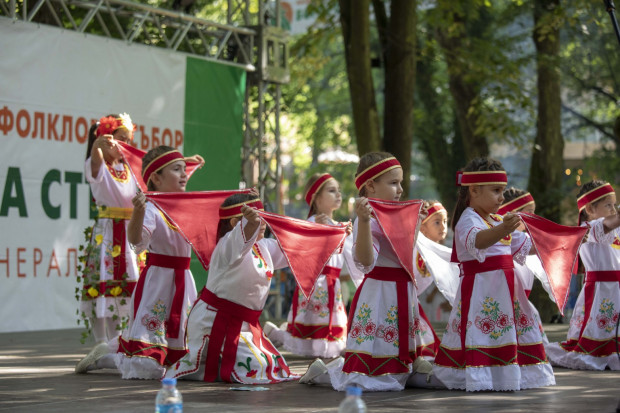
[75,145,205,376]
[499,188,552,344]
[433,158,555,391]
[264,173,362,358]
[545,180,620,370]
[112,146,200,379]
[165,193,298,383]
[415,201,453,325]
[80,114,141,348]
[300,152,440,392]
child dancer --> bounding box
[80,114,141,347]
[300,152,438,392]
[545,180,620,370]
[433,158,555,391]
[165,193,297,383]
[499,188,551,344]
[265,173,360,358]
[415,201,453,325]
[76,146,200,378]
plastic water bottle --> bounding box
[338,386,367,413]
[155,378,183,413]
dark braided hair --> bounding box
[577,180,608,224]
[451,157,505,231]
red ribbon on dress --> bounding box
[347,266,412,364]
[133,253,190,339]
[578,270,620,339]
[459,255,515,354]
[201,289,290,382]
[112,219,127,281]
[367,198,424,285]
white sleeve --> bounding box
[130,203,156,254]
[84,157,104,184]
[352,218,380,274]
[511,231,531,266]
[587,217,616,244]
[217,218,260,266]
[341,234,365,287]
[457,212,487,262]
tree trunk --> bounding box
[529,0,563,222]
[416,41,462,212]
[382,0,416,197]
[528,0,564,322]
[435,1,489,160]
[338,0,382,155]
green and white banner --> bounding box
[0,18,245,332]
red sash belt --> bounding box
[201,289,289,382]
[459,255,515,351]
[133,253,190,339]
[291,265,341,332]
[112,219,128,281]
[579,270,620,338]
[348,266,412,364]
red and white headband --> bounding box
[498,193,534,216]
[577,183,615,212]
[422,203,447,224]
[142,150,185,186]
[305,174,334,206]
[456,170,507,186]
[219,198,264,219]
[355,157,401,191]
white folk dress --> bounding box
[433,207,555,391]
[81,159,141,322]
[545,218,620,370]
[165,219,298,384]
[320,217,438,392]
[115,202,197,379]
[276,215,363,358]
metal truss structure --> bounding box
[0,0,287,211]
[1,0,289,318]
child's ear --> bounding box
[150,172,162,189]
[584,203,594,218]
[365,179,376,195]
[230,217,240,227]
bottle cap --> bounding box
[162,378,177,386]
[346,386,362,396]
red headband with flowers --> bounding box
[142,150,185,186]
[498,193,534,216]
[355,157,401,191]
[456,170,507,186]
[96,113,135,140]
[577,183,615,212]
[422,203,447,224]
[305,174,334,206]
[219,199,264,219]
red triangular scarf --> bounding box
[367,198,424,285]
[517,212,588,315]
[256,210,348,299]
[117,141,202,191]
[145,190,252,269]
